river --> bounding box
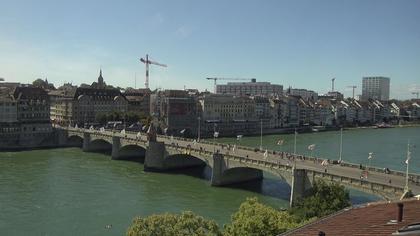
[0,127,419,235]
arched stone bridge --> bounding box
[58,127,420,206]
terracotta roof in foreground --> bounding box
[281,198,420,236]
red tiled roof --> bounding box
[283,198,420,236]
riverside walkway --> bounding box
[58,127,420,205]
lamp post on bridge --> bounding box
[339,127,343,163]
[197,117,201,142]
[367,152,373,174]
[259,119,263,151]
[293,128,297,155]
[404,140,411,193]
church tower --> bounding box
[98,69,105,88]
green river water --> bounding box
[0,127,419,235]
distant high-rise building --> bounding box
[362,77,390,101]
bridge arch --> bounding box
[217,166,264,186]
[67,135,83,147]
[87,138,112,153]
[118,144,147,161]
[164,153,208,170]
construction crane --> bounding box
[139,54,167,89]
[347,85,357,99]
[206,77,256,93]
[413,92,419,99]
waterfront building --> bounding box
[216,79,283,97]
[283,95,300,127]
[356,100,375,124]
[268,98,282,128]
[312,99,334,126]
[252,96,273,129]
[0,86,53,148]
[198,94,257,136]
[399,101,420,120]
[49,70,128,126]
[362,76,390,101]
[0,88,17,123]
[297,98,315,126]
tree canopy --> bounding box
[289,180,351,221]
[223,198,301,236]
[126,180,351,236]
[126,211,222,236]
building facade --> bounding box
[287,88,318,101]
[49,71,128,126]
[362,76,390,101]
[199,94,257,136]
[216,79,283,97]
[123,88,151,115]
[150,90,198,136]
[1,86,53,148]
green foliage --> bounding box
[289,180,351,221]
[127,181,350,236]
[223,198,301,236]
[127,211,222,236]
[32,78,55,90]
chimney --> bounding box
[397,203,404,222]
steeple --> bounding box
[98,69,104,87]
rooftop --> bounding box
[282,198,420,236]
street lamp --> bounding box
[197,117,201,142]
[293,128,297,155]
[213,123,218,153]
[259,119,263,151]
[367,152,373,172]
[339,127,343,163]
[404,140,411,192]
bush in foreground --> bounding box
[289,180,351,221]
[223,197,301,236]
[126,211,222,236]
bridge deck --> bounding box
[65,127,420,196]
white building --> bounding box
[216,79,283,97]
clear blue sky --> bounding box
[1,0,419,99]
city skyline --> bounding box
[1,0,420,99]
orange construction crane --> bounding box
[347,85,357,99]
[140,54,167,89]
[206,77,256,93]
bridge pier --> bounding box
[111,136,121,160]
[211,153,263,186]
[82,133,91,152]
[144,141,166,170]
[144,141,204,171]
[57,129,68,146]
[290,168,315,207]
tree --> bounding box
[95,113,108,125]
[289,180,351,221]
[223,198,301,236]
[127,211,222,236]
[32,78,46,87]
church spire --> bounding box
[98,68,104,87]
